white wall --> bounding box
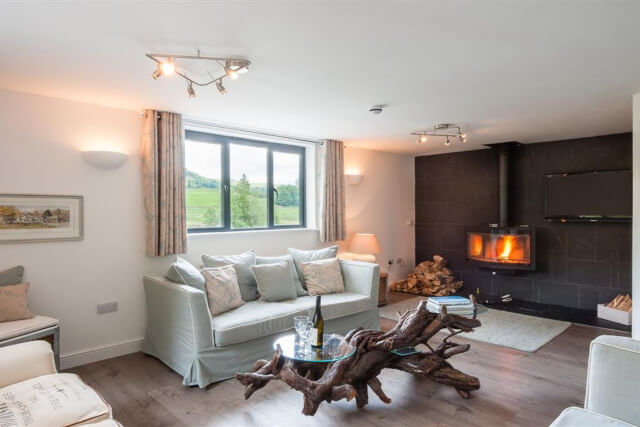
[633,93,640,339]
[342,147,415,282]
[0,89,415,366]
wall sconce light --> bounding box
[346,174,362,185]
[82,150,128,170]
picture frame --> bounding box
[0,194,83,243]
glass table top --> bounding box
[274,334,355,363]
[392,304,488,357]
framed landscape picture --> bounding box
[0,194,83,243]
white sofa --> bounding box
[550,335,640,427]
[142,260,380,388]
[0,340,121,426]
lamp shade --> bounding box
[349,233,381,255]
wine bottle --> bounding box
[311,295,324,348]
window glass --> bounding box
[185,140,223,229]
[229,144,268,229]
[273,151,302,225]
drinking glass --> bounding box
[294,316,309,348]
[298,321,313,355]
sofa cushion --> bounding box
[0,266,24,286]
[202,265,245,316]
[202,250,257,301]
[302,258,345,295]
[0,373,111,426]
[550,407,634,427]
[252,262,297,302]
[211,301,307,346]
[0,315,59,341]
[256,254,307,296]
[288,246,338,289]
[165,256,205,292]
[281,292,372,320]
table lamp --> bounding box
[348,233,381,263]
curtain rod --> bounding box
[182,118,324,145]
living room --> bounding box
[0,2,639,426]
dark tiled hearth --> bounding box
[486,298,631,333]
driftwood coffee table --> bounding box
[236,299,482,416]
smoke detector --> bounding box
[368,105,384,115]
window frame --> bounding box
[185,129,306,233]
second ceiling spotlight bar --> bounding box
[146,50,251,98]
[411,123,467,146]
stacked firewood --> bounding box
[389,255,463,296]
[606,294,632,311]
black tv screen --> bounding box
[545,170,632,222]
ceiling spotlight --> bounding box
[187,81,196,98]
[445,136,451,146]
[160,59,176,75]
[461,133,467,139]
[216,80,227,94]
[151,63,163,80]
[419,135,428,143]
[226,68,239,80]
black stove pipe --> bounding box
[497,143,510,227]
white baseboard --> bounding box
[60,337,144,370]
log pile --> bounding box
[389,255,463,296]
[236,299,481,416]
[606,294,632,311]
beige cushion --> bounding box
[0,315,59,341]
[203,265,245,316]
[0,341,57,388]
[301,258,345,295]
[0,283,34,322]
[0,373,111,426]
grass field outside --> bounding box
[186,187,300,229]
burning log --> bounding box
[606,294,632,312]
[389,255,462,296]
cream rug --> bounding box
[379,297,571,352]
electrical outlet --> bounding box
[97,302,118,315]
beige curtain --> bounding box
[317,139,346,242]
[141,110,187,256]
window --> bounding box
[185,130,306,232]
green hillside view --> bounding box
[186,170,300,228]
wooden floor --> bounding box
[68,293,630,427]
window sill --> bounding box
[188,227,318,238]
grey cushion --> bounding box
[287,246,338,289]
[0,266,24,286]
[256,254,307,296]
[251,262,297,302]
[202,250,257,302]
[280,292,372,320]
[211,301,307,346]
[165,257,206,292]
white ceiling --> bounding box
[1,1,639,155]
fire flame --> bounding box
[498,235,517,259]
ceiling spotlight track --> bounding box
[146,50,251,97]
[411,123,468,146]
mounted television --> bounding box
[545,170,631,222]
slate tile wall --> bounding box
[414,133,632,310]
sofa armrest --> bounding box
[0,340,57,387]
[143,276,214,367]
[584,335,640,425]
[340,260,379,303]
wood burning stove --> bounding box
[467,226,535,270]
[466,142,536,271]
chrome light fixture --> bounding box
[412,123,468,146]
[146,50,251,97]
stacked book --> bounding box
[427,296,475,316]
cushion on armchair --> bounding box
[0,373,111,426]
[0,265,24,286]
[0,283,35,322]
